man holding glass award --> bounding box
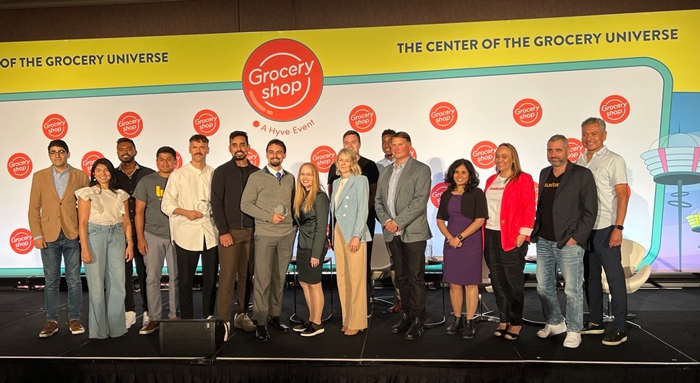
[241,139,296,343]
[161,134,219,319]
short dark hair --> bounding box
[156,146,176,159]
[381,129,396,137]
[343,130,360,143]
[444,159,480,192]
[229,131,249,144]
[47,140,69,153]
[266,139,286,153]
[116,137,136,148]
[393,131,411,143]
[189,134,209,144]
[89,158,119,192]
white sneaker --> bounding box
[126,311,136,329]
[142,311,150,327]
[537,321,566,338]
[563,332,582,348]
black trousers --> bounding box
[175,241,218,319]
[124,237,148,313]
[584,226,628,331]
[483,229,528,326]
[387,236,426,321]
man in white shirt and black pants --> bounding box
[162,135,219,319]
[577,117,630,346]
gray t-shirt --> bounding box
[133,172,170,239]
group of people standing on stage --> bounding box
[28,116,630,348]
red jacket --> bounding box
[484,172,536,252]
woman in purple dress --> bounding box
[437,159,488,339]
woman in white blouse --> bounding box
[76,158,133,339]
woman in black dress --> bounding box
[292,162,330,337]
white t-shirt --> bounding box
[75,186,129,225]
[485,175,508,231]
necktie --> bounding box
[276,171,282,181]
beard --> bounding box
[234,151,247,160]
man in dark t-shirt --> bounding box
[531,134,597,349]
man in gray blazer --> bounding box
[375,131,432,340]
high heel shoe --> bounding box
[340,326,347,333]
[344,329,364,336]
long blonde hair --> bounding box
[335,148,361,176]
[294,163,323,218]
[496,143,523,184]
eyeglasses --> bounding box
[49,150,67,155]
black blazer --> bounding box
[295,191,330,260]
[532,162,598,249]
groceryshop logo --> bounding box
[600,95,630,124]
[513,98,542,127]
[175,151,183,169]
[43,114,68,139]
[243,39,323,122]
[193,109,220,136]
[117,111,143,138]
[247,148,260,167]
[349,105,376,133]
[471,141,497,169]
[10,228,33,254]
[7,153,32,179]
[311,146,336,173]
[81,151,104,174]
[568,138,585,163]
[430,182,448,208]
[429,102,457,130]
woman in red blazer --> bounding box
[483,143,536,341]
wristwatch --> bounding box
[614,225,624,231]
[457,234,464,241]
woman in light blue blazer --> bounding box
[331,148,372,336]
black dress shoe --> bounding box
[446,317,464,335]
[391,312,411,334]
[404,318,424,340]
[268,316,290,332]
[461,319,475,339]
[255,325,270,343]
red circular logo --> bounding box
[534,181,540,203]
[430,182,448,208]
[348,105,376,133]
[117,111,143,138]
[600,95,630,124]
[10,228,33,254]
[81,151,104,174]
[410,147,418,159]
[568,138,585,163]
[42,114,68,139]
[174,151,183,169]
[7,153,32,179]
[310,146,336,173]
[193,109,220,136]
[471,141,497,169]
[247,148,260,167]
[242,39,323,122]
[513,98,542,127]
[429,102,458,130]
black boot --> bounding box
[462,319,475,339]
[446,316,464,335]
[391,312,411,334]
[404,317,424,340]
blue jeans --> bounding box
[536,238,584,332]
[84,223,127,339]
[41,230,82,322]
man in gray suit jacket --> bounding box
[375,131,432,340]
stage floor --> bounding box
[1,285,698,382]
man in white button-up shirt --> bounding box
[576,117,630,346]
[162,135,219,319]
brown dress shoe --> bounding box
[39,320,58,338]
[69,320,85,335]
[139,321,160,335]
